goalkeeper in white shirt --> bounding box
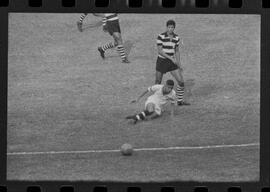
[126,79,177,124]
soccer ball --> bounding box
[120,143,133,156]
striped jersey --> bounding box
[156,32,180,59]
[104,13,118,21]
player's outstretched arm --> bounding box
[130,90,149,104]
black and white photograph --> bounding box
[7,13,260,181]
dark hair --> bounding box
[166,79,174,86]
[166,20,176,27]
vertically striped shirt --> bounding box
[157,32,180,59]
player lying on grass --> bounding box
[126,79,177,124]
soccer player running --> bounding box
[126,80,177,124]
[156,20,190,106]
[93,13,130,63]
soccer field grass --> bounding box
[7,13,260,181]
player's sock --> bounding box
[176,85,185,103]
[101,42,116,52]
[102,17,107,26]
[136,110,153,121]
[116,45,128,61]
[79,13,87,23]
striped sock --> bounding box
[135,110,153,121]
[101,42,116,52]
[176,85,185,102]
[116,45,127,61]
[79,13,87,23]
[102,17,107,26]
[136,112,146,121]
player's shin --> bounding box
[176,83,190,106]
[116,45,129,62]
[136,110,154,121]
[176,84,184,103]
[101,42,115,51]
[79,13,87,23]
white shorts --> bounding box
[145,99,162,115]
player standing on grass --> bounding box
[156,20,190,106]
[126,80,177,124]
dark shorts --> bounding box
[156,57,179,73]
[106,20,121,36]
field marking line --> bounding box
[7,143,259,156]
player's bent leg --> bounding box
[77,13,87,32]
[112,32,123,45]
[170,70,190,106]
[97,47,105,59]
[98,41,117,59]
[97,32,120,60]
[155,71,163,84]
[146,103,161,120]
[126,103,161,124]
[170,69,184,84]
[98,39,118,60]
[77,22,83,32]
[79,13,87,23]
[150,112,161,120]
[133,103,155,123]
[114,40,118,47]
[145,103,155,113]
[113,32,130,63]
[126,103,154,124]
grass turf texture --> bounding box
[7,14,260,181]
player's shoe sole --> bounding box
[98,47,105,59]
[77,22,83,32]
[177,101,190,106]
